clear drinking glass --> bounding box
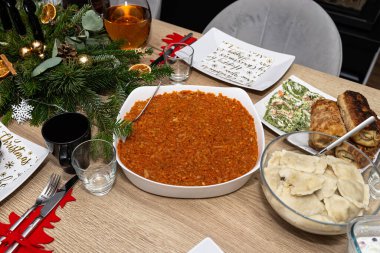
[72,139,117,196]
[102,0,152,49]
[164,42,194,83]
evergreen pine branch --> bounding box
[49,5,80,39]
[92,55,120,67]
[30,102,50,126]
[70,4,92,26]
[113,119,133,139]
[1,110,12,125]
[0,78,17,114]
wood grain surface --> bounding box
[1,19,379,253]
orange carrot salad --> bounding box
[117,90,258,186]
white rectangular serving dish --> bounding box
[191,28,295,91]
[255,75,336,136]
[114,85,265,198]
[0,131,49,202]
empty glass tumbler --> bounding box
[164,43,194,83]
[72,139,117,196]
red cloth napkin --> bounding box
[0,189,76,253]
[152,32,198,65]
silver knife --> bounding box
[5,175,78,253]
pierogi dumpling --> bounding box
[325,156,364,184]
[337,179,369,209]
[315,171,337,201]
[279,168,325,196]
[323,194,361,223]
[277,186,325,216]
[279,150,327,174]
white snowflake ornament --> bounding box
[11,99,34,124]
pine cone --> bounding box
[57,43,78,61]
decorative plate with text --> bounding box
[0,122,49,202]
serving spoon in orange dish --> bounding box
[132,81,161,123]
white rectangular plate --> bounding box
[191,28,295,91]
[255,75,335,136]
[255,75,380,164]
[188,238,224,253]
[0,131,49,203]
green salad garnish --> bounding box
[264,79,321,133]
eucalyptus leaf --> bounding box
[65,37,85,50]
[91,33,112,44]
[82,10,103,32]
[31,57,62,77]
[52,39,61,57]
[69,36,82,43]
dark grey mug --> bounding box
[41,112,91,174]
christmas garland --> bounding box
[0,3,171,141]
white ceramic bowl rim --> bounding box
[260,130,380,228]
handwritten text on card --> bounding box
[201,41,273,86]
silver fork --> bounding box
[0,174,61,244]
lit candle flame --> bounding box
[124,1,128,5]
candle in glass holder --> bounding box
[104,1,151,50]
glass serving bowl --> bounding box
[260,131,380,235]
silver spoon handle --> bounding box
[132,82,162,123]
[317,116,376,156]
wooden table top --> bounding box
[1,19,380,253]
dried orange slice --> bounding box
[40,3,56,24]
[0,60,10,78]
[128,63,151,75]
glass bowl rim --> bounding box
[259,130,380,228]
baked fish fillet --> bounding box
[337,91,380,147]
[309,99,347,150]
